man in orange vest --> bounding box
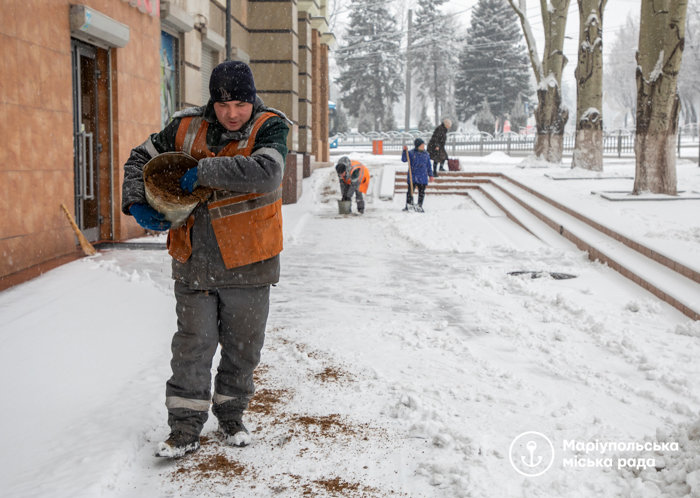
[335,156,370,214]
[122,61,289,458]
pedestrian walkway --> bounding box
[1,158,699,497]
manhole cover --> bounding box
[507,271,577,280]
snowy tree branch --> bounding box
[507,0,545,83]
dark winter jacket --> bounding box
[428,124,449,162]
[401,148,433,185]
[121,97,289,289]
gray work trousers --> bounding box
[165,282,270,436]
[339,181,365,213]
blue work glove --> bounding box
[129,203,171,231]
[179,167,199,194]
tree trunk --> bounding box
[433,62,440,125]
[508,0,571,164]
[633,0,688,195]
[534,86,569,162]
[572,0,606,171]
[375,86,384,132]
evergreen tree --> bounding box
[509,93,527,133]
[475,97,496,134]
[455,0,531,127]
[334,105,349,134]
[383,105,397,131]
[330,103,349,135]
[357,102,374,133]
[410,0,460,125]
[335,0,404,131]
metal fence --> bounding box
[331,124,700,161]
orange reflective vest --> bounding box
[342,160,370,194]
[167,112,283,269]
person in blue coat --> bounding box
[401,138,433,212]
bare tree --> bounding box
[678,0,700,124]
[572,0,607,171]
[507,0,571,163]
[633,0,689,195]
[604,14,638,128]
[327,0,341,34]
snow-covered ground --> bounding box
[1,154,699,497]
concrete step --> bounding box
[395,175,490,195]
[390,167,700,319]
[395,171,501,178]
[395,179,484,184]
[494,177,700,286]
[395,184,482,192]
[489,177,700,320]
[395,189,476,196]
[477,183,574,249]
[465,189,507,218]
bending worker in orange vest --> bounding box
[335,156,370,214]
[122,61,290,458]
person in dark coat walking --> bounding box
[401,138,433,212]
[427,118,452,176]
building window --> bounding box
[201,46,218,105]
[160,31,179,126]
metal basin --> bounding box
[337,199,351,215]
[143,152,211,228]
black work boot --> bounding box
[219,419,251,447]
[155,431,200,458]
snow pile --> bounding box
[674,321,700,338]
[518,155,559,168]
[476,151,521,164]
[644,226,700,246]
[622,419,700,497]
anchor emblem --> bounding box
[521,440,543,468]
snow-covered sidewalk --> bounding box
[1,155,699,497]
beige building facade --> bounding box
[0,0,334,289]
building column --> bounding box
[181,24,203,107]
[297,12,313,177]
[248,0,300,204]
[320,43,329,163]
[311,28,321,163]
[309,9,334,166]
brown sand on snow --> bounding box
[144,162,210,205]
[169,356,386,496]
